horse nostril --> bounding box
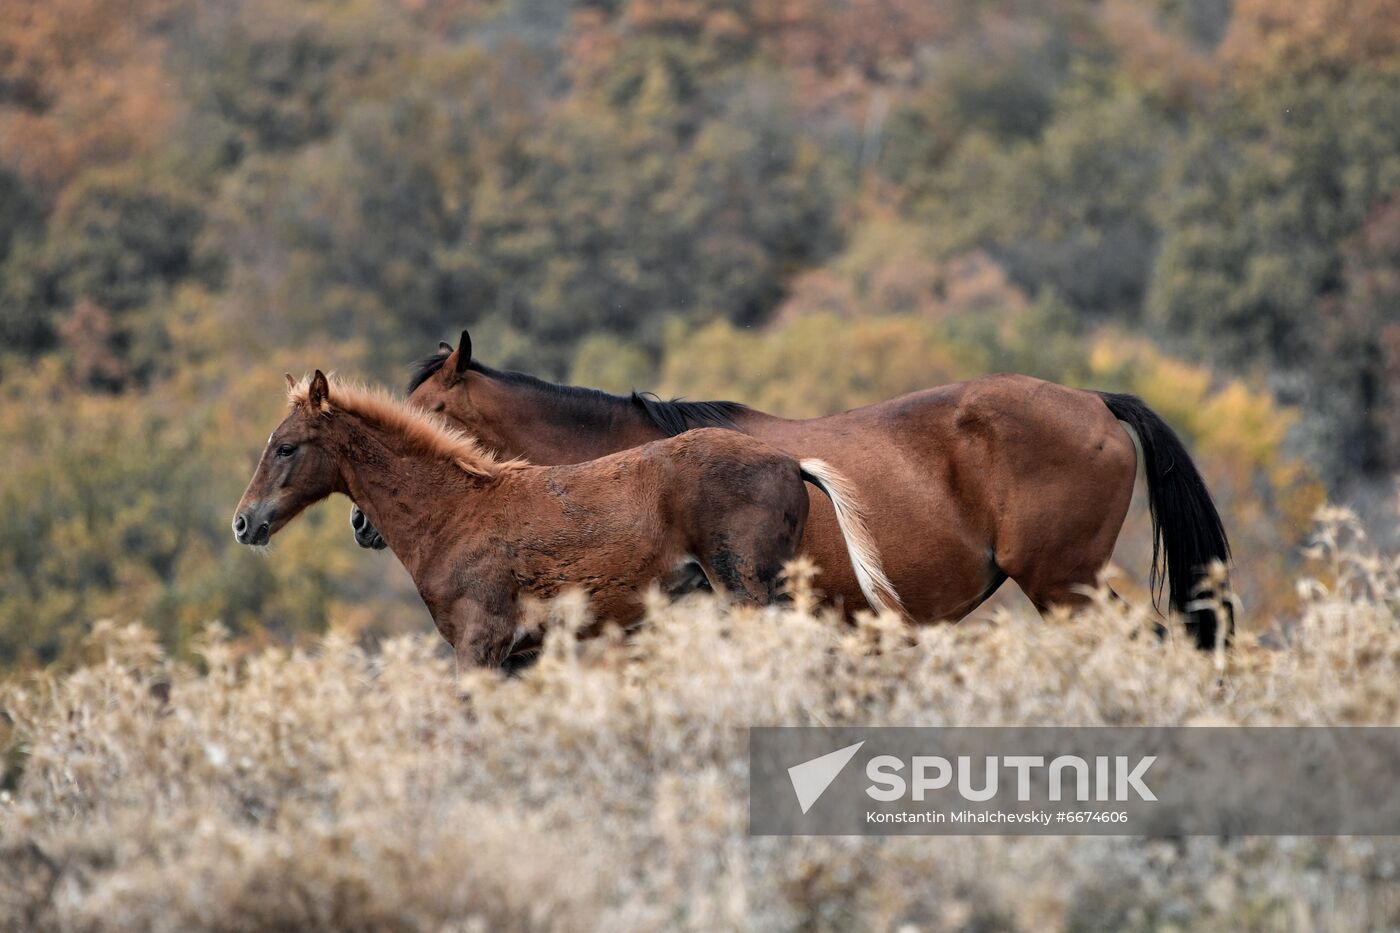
[233,514,247,536]
[351,509,364,530]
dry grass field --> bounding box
[1,509,1398,931]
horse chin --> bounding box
[252,510,296,547]
[247,516,281,547]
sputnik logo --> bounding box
[788,741,865,814]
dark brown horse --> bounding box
[234,371,899,668]
[352,331,1232,647]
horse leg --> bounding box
[697,548,780,606]
[697,521,799,607]
[995,448,1136,618]
[997,498,1132,614]
[439,593,518,674]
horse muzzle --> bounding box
[350,505,388,550]
[232,507,274,546]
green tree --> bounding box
[262,63,845,376]
[911,81,1177,321]
[0,166,46,351]
[38,170,220,387]
[1147,68,1400,478]
[1148,70,1400,369]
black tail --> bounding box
[1098,392,1232,649]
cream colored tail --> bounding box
[798,459,905,618]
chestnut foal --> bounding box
[233,372,899,668]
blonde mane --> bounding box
[288,375,526,479]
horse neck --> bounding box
[472,374,662,464]
[333,416,492,576]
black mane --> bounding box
[406,348,453,394]
[629,391,747,435]
[404,347,748,436]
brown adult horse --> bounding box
[234,371,900,668]
[352,331,1232,647]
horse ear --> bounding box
[439,341,453,353]
[455,329,472,373]
[284,373,296,390]
[309,370,330,411]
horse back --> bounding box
[630,428,809,543]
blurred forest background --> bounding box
[1,0,1397,669]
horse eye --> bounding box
[276,444,296,458]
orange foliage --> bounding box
[564,8,626,90]
[1098,0,1218,107]
[577,0,951,119]
[776,213,1029,324]
[1220,0,1400,79]
[57,299,127,391]
[756,0,950,79]
[755,0,951,120]
[624,0,755,41]
[0,0,179,197]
